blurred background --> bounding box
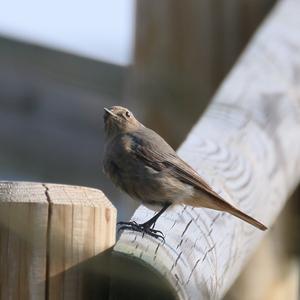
[0,0,299,298]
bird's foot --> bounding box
[117,221,165,241]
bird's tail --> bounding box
[225,205,267,231]
[185,193,267,231]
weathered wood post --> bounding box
[0,181,116,300]
[113,0,300,299]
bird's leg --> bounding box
[118,203,171,240]
[140,203,170,228]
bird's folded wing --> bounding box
[132,143,225,202]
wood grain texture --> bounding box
[115,0,300,299]
[126,0,276,148]
[0,181,116,300]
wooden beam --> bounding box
[0,181,116,299]
[126,0,276,147]
[114,0,300,298]
[0,36,126,97]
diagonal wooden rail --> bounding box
[113,0,300,299]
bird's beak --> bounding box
[104,107,118,118]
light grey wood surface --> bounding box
[115,1,300,299]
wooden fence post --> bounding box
[0,181,116,300]
[113,0,300,299]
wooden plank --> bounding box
[0,181,116,300]
[114,0,300,299]
[0,36,126,97]
[45,184,116,299]
[0,182,49,300]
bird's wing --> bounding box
[131,138,223,201]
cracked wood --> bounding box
[0,181,116,300]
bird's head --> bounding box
[103,106,142,138]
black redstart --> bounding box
[103,106,267,239]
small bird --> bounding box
[103,106,267,239]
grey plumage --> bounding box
[103,106,267,235]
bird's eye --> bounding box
[125,111,131,118]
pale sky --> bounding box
[0,0,135,65]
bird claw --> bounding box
[117,221,165,241]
